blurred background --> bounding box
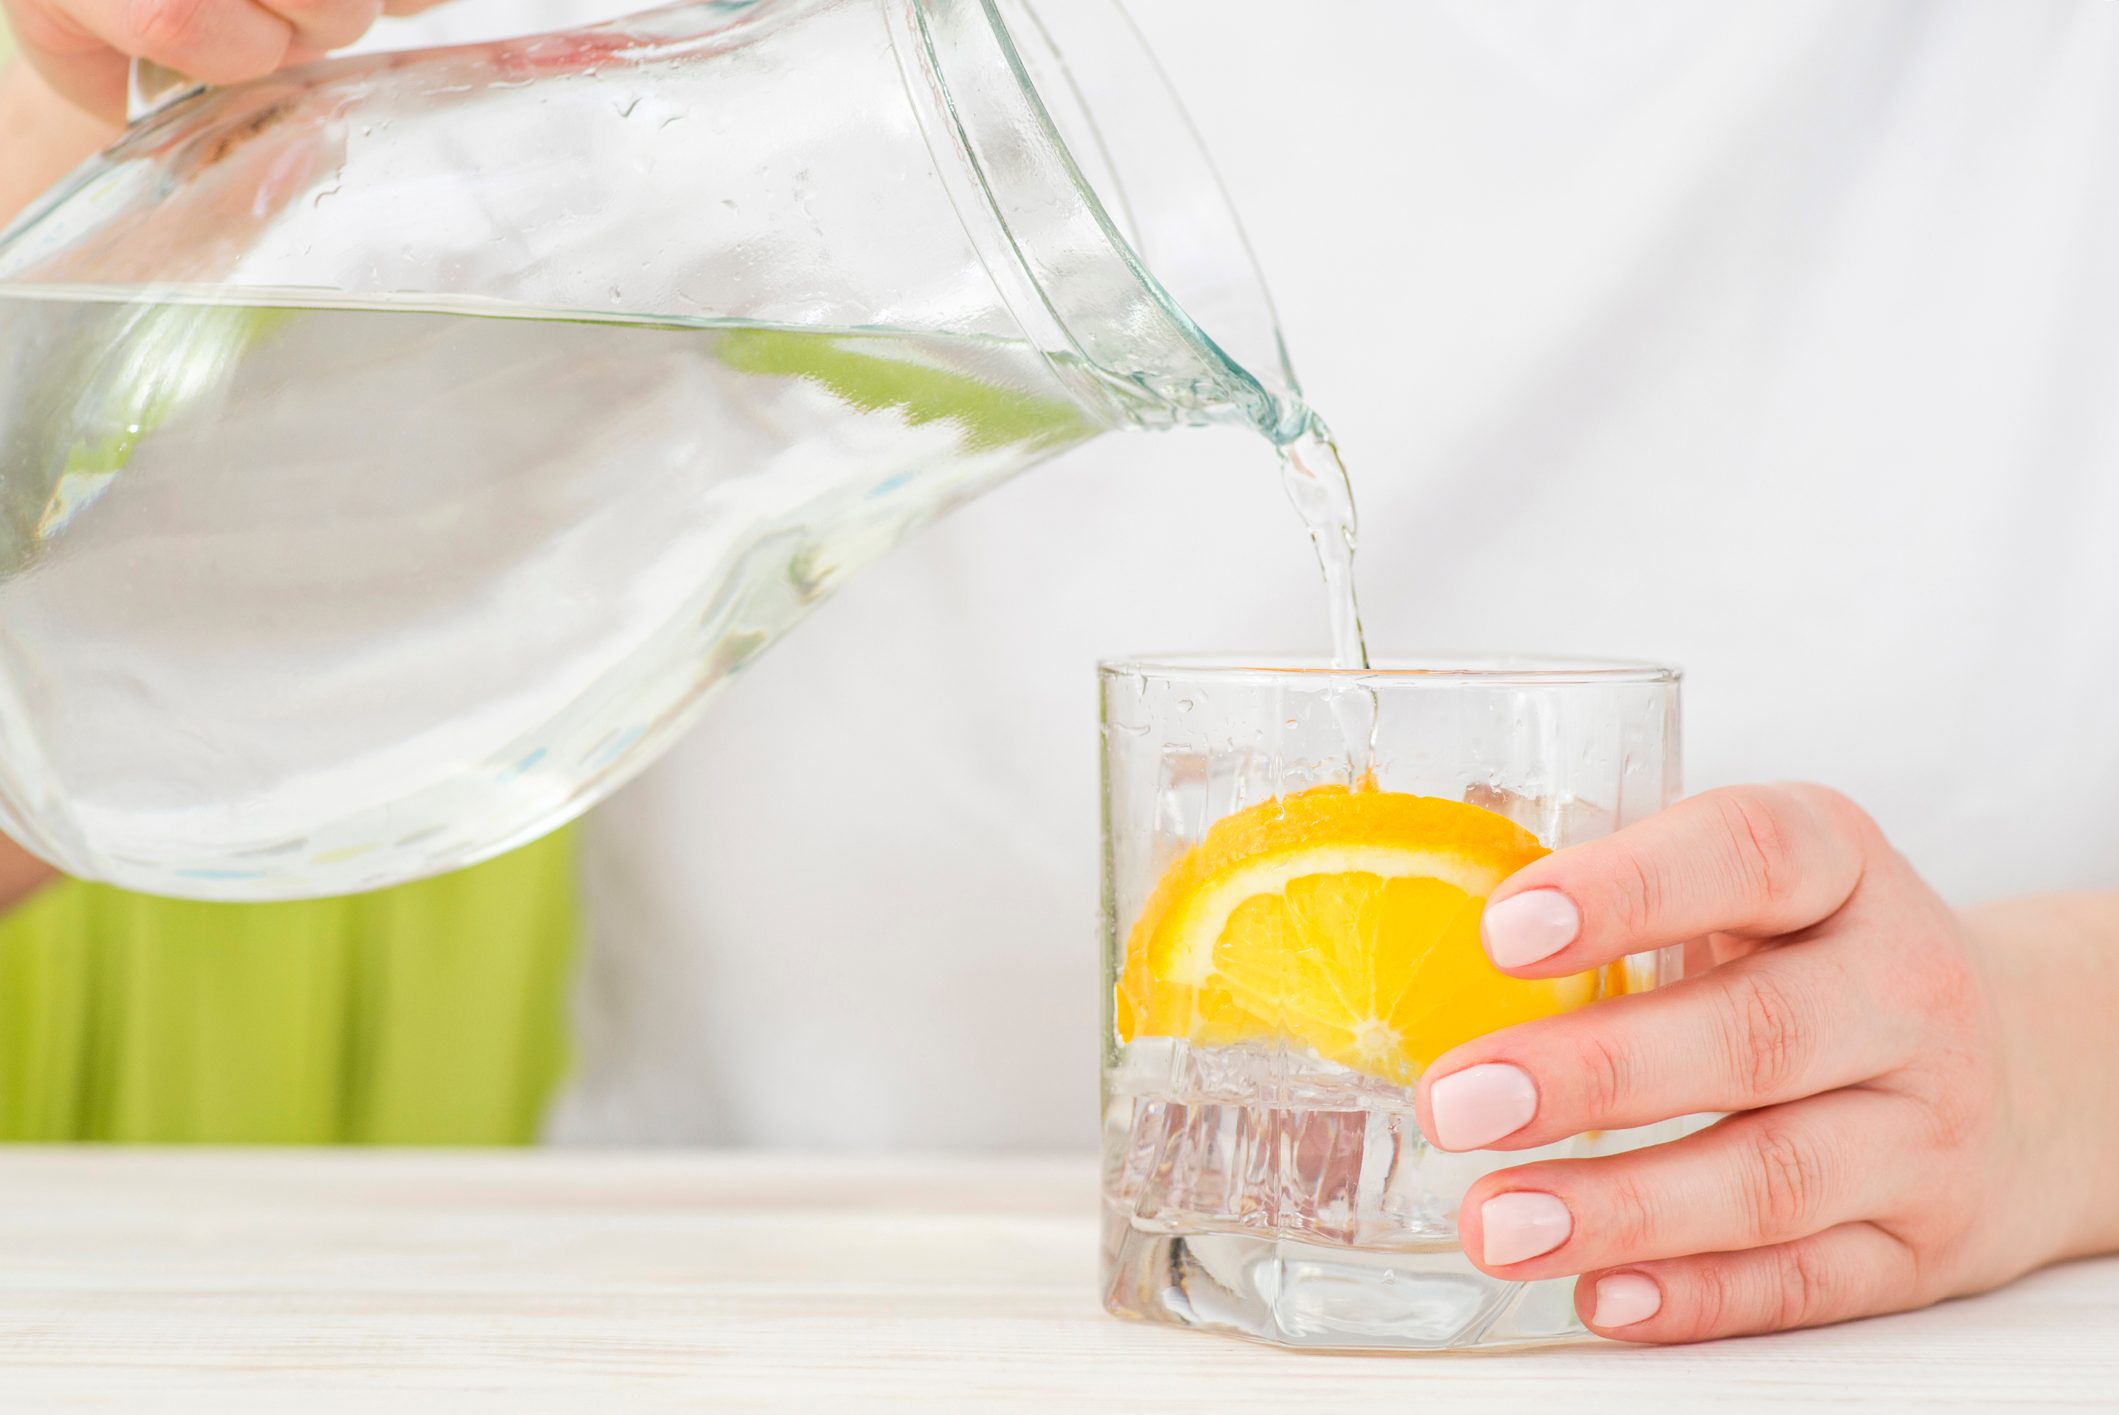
[4,0,2116,1152]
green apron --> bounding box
[0,829,576,1143]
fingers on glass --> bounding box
[255,0,383,57]
[76,0,386,90]
[94,0,300,86]
[1479,783,1872,978]
[1461,1090,1916,1280]
[1421,946,1903,1151]
[1575,1221,1921,1343]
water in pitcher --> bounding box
[0,287,1112,893]
[0,283,1368,896]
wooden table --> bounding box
[0,1151,2110,1411]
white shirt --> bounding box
[368,0,2119,1150]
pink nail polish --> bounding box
[1593,1273,1662,1329]
[1427,1063,1537,1150]
[1480,1192,1571,1267]
[1481,889,1581,968]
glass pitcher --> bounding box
[0,0,1309,900]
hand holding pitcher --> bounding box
[1,0,441,116]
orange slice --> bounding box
[1116,784,1596,1084]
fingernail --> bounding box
[1427,1062,1537,1150]
[1481,889,1581,968]
[1480,1191,1572,1267]
[1593,1273,1662,1329]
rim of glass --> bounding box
[1099,654,1682,686]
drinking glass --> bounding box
[1099,656,1684,1350]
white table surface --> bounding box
[0,1150,2110,1412]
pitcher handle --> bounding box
[127,57,206,123]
